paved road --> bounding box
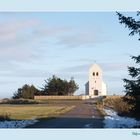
[26,100,105,128]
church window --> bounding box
[93,72,95,76]
[96,72,99,76]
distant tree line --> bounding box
[12,75,79,99]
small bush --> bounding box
[10,99,39,104]
[0,113,11,121]
[0,99,39,104]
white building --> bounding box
[85,64,107,97]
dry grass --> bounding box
[96,96,135,117]
[0,105,75,120]
[96,103,107,116]
[102,96,134,114]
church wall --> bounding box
[101,82,107,96]
[86,64,107,97]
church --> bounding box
[85,64,107,97]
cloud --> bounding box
[0,19,42,63]
[60,64,91,73]
[0,61,19,70]
[101,62,131,72]
[1,61,128,82]
[14,69,51,78]
[59,62,131,74]
[57,31,106,48]
[33,26,72,37]
[0,18,74,63]
[0,68,52,78]
[0,80,16,85]
[68,58,100,63]
[0,14,106,65]
[104,74,126,81]
[0,19,39,43]
[0,46,38,62]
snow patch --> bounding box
[0,120,38,128]
[85,123,92,128]
[104,109,140,128]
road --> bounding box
[26,99,105,128]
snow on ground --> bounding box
[104,109,140,128]
[85,123,93,128]
[0,120,38,128]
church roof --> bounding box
[90,63,102,69]
[89,63,103,73]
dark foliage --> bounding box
[117,12,140,114]
[13,84,39,99]
[41,75,79,96]
[117,12,140,97]
[116,12,140,40]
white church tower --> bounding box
[85,64,107,97]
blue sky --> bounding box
[0,12,139,98]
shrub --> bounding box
[103,96,134,115]
[0,99,38,104]
[0,113,11,121]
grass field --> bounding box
[0,105,75,120]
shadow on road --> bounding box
[26,117,104,128]
[26,99,105,128]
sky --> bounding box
[0,12,139,98]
